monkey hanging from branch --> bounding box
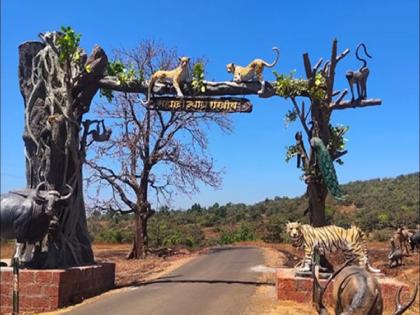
[142,56,191,105]
[345,43,372,101]
[226,47,280,95]
[82,119,112,147]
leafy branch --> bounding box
[100,60,143,102]
[273,70,327,102]
[192,62,206,94]
[56,26,82,63]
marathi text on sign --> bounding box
[149,97,252,113]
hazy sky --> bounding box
[1,0,419,209]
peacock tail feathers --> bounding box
[310,137,346,201]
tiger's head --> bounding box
[286,221,304,246]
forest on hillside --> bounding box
[87,173,419,247]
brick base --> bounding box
[0,263,115,314]
[276,268,417,312]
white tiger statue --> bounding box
[286,221,380,273]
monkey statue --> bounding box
[226,47,280,95]
[345,43,372,101]
[88,119,112,142]
[142,57,190,105]
[91,120,112,142]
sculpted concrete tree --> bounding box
[274,40,381,226]
[19,30,108,267]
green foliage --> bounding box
[310,72,327,101]
[329,124,350,156]
[285,144,299,163]
[191,62,206,93]
[97,228,133,243]
[273,71,308,98]
[87,173,419,246]
[263,217,284,243]
[284,109,298,127]
[273,71,326,101]
[56,26,82,63]
[100,60,143,102]
[218,223,255,245]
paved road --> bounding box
[64,246,268,315]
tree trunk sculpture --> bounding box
[18,34,108,267]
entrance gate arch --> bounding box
[18,30,381,268]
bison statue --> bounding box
[0,181,72,265]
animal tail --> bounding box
[356,43,372,69]
[141,78,154,105]
[357,226,381,273]
[263,47,280,68]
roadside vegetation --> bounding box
[87,172,419,248]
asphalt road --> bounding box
[63,246,268,315]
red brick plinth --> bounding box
[0,263,115,314]
[276,268,411,311]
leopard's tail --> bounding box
[141,78,155,105]
[262,47,280,68]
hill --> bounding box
[87,172,419,247]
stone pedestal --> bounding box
[0,263,115,314]
[276,268,412,311]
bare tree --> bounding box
[85,42,232,258]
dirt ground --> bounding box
[1,241,419,315]
[93,243,200,287]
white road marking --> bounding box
[250,265,276,273]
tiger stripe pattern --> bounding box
[286,222,380,273]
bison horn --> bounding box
[35,181,47,199]
[59,184,73,201]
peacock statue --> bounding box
[310,137,346,201]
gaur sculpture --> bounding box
[0,182,72,264]
[312,257,418,315]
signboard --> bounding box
[149,97,252,113]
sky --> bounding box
[1,0,419,210]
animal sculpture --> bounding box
[310,137,345,201]
[408,232,420,251]
[345,43,372,101]
[393,227,412,256]
[0,182,72,264]
[226,47,280,95]
[388,238,403,268]
[312,257,419,315]
[142,56,190,105]
[286,221,380,273]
